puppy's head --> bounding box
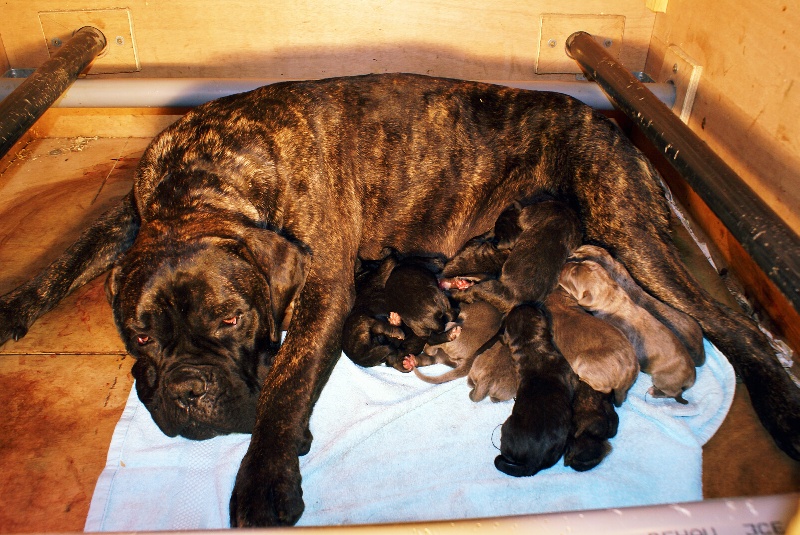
[106,223,308,439]
[558,260,618,310]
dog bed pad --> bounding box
[85,339,734,530]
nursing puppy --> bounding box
[560,260,696,403]
[496,304,575,477]
[410,299,503,382]
[544,286,639,406]
[342,257,418,372]
[344,254,459,372]
[467,337,519,403]
[1,74,796,526]
[382,255,459,346]
[452,199,582,313]
[569,244,705,366]
[438,202,522,290]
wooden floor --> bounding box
[0,137,797,533]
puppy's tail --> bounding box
[413,362,470,384]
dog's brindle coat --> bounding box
[0,73,797,526]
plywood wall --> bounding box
[0,0,655,80]
[644,0,800,347]
[646,0,800,235]
[0,33,9,75]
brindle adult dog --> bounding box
[0,73,797,526]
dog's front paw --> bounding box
[229,448,304,527]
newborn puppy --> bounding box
[383,255,459,346]
[342,257,407,368]
[411,300,503,383]
[569,244,705,366]
[560,260,696,403]
[495,304,575,477]
[467,337,519,402]
[564,380,619,472]
[544,286,639,406]
[453,199,582,313]
[438,202,523,289]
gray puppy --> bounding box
[544,286,639,406]
[467,338,519,402]
[568,244,705,366]
[410,299,503,383]
[560,260,696,403]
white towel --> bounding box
[85,339,734,530]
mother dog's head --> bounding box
[105,220,309,440]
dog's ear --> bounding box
[242,228,310,343]
[105,265,123,305]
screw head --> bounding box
[115,36,125,46]
[547,39,557,48]
[51,37,62,48]
[603,38,613,48]
[672,63,679,73]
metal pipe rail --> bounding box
[0,26,106,159]
[565,30,800,314]
[0,77,675,111]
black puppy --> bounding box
[564,380,619,472]
[496,304,575,477]
[341,257,408,369]
[343,254,457,372]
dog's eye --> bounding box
[221,316,238,327]
[136,334,151,346]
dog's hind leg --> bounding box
[571,145,800,460]
[0,191,140,346]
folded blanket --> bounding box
[85,339,734,531]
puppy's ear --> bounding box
[242,228,310,343]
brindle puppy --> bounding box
[382,255,458,347]
[496,304,575,477]
[0,74,796,526]
[344,254,457,372]
[438,202,522,289]
[341,257,408,370]
[452,199,582,313]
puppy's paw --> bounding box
[564,435,611,472]
[446,325,462,341]
[449,286,477,304]
[230,448,304,527]
[567,244,607,264]
[388,311,402,327]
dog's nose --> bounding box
[168,367,208,409]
